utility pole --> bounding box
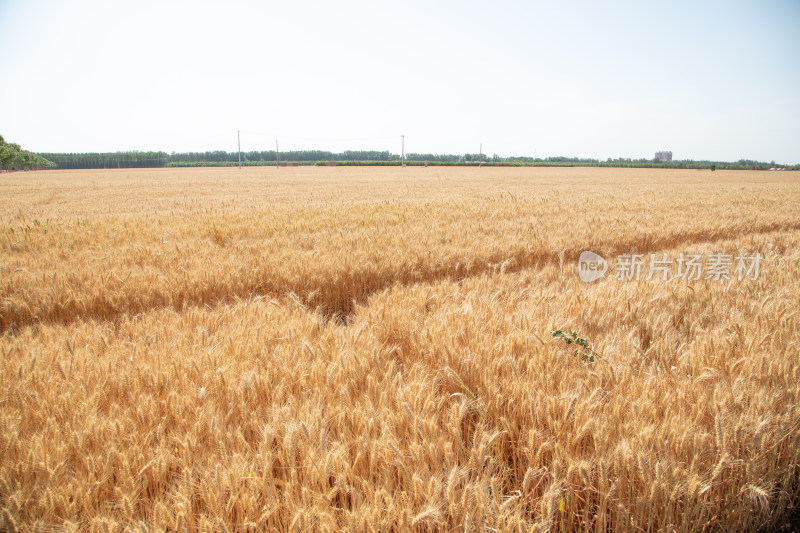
[238,130,242,169]
[479,143,483,167]
[401,135,405,167]
[276,139,280,169]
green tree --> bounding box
[0,135,55,169]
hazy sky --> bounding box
[1,0,799,162]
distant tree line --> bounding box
[24,147,799,171]
[169,150,397,164]
[0,135,56,170]
[37,151,169,169]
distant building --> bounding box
[655,151,672,162]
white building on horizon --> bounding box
[655,150,673,162]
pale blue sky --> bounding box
[1,0,798,162]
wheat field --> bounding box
[1,166,798,532]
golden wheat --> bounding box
[0,166,798,531]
